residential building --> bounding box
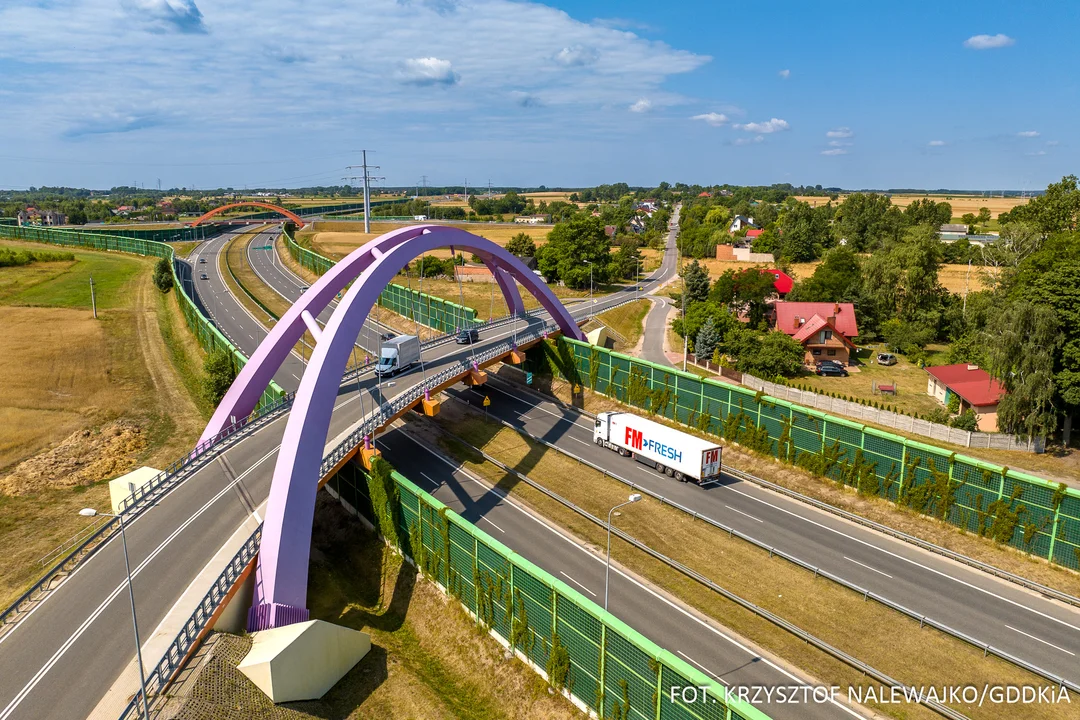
[925,364,1005,432]
[745,228,764,241]
[513,215,551,224]
[729,215,757,234]
[772,301,858,365]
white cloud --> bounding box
[691,112,729,127]
[629,98,651,113]
[821,148,848,156]
[733,135,764,146]
[554,45,599,67]
[963,34,1015,50]
[397,57,460,86]
[778,69,790,79]
[928,140,947,146]
[120,0,207,34]
[1017,130,1040,138]
[1026,150,1047,156]
[826,127,854,138]
[734,118,789,133]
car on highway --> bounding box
[200,272,209,280]
[380,332,396,342]
[198,257,207,264]
[456,328,480,344]
[877,352,897,366]
[815,360,848,377]
[300,286,309,294]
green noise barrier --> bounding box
[282,226,480,332]
[0,224,285,411]
[327,462,771,720]
[531,337,1080,571]
[68,224,224,243]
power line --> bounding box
[345,150,384,233]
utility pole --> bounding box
[90,275,97,319]
[345,150,383,233]
[420,175,428,197]
[464,178,468,206]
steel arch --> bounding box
[188,202,306,228]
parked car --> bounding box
[876,352,897,366]
[456,328,480,344]
[815,361,848,377]
[199,272,209,280]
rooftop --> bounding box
[925,364,1005,407]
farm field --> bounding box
[791,194,1028,219]
[0,239,207,608]
[301,221,554,261]
[701,258,986,294]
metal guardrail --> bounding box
[458,384,1080,696]
[0,394,293,637]
[427,422,970,720]
[117,528,262,720]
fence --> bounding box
[535,337,1080,572]
[0,224,286,410]
[737,371,1041,452]
[281,225,480,332]
[328,464,770,720]
[67,224,225,243]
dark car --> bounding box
[199,272,209,280]
[815,361,848,377]
[380,332,396,342]
[456,328,480,344]
[198,257,207,264]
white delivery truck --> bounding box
[375,335,421,377]
[593,411,722,484]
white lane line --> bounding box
[0,445,279,720]
[481,516,506,534]
[292,374,302,381]
[724,505,763,523]
[419,472,439,487]
[405,434,864,720]
[559,571,596,596]
[1004,625,1076,656]
[484,385,594,430]
[570,436,593,448]
[676,650,726,683]
[727,486,1080,637]
[247,334,254,340]
[844,556,893,579]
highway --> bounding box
[0,222,688,720]
[5,213,1078,720]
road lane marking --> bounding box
[1004,625,1076,656]
[559,571,596,596]
[480,516,505,533]
[403,433,863,719]
[844,556,893,579]
[726,486,1080,638]
[676,650,726,683]
[724,505,763,523]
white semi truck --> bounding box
[593,411,723,484]
[375,335,421,377]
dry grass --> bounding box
[421,402,1076,720]
[0,243,207,607]
[594,299,650,350]
[307,223,551,262]
[702,258,986,294]
[531,373,1080,595]
[171,494,576,720]
[790,195,1028,219]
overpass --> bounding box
[188,202,306,228]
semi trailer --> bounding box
[593,411,722,484]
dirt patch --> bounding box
[0,420,146,495]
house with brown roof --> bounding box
[772,301,858,365]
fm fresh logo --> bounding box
[625,426,644,450]
[624,426,682,462]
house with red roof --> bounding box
[763,269,793,295]
[745,228,764,240]
[925,364,1005,432]
[772,301,858,366]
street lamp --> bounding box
[585,260,594,304]
[80,508,150,720]
[604,493,642,611]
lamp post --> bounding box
[604,493,642,611]
[80,508,150,720]
[585,260,594,304]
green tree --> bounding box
[672,301,736,346]
[834,192,901,251]
[506,232,536,257]
[202,349,237,405]
[680,259,710,305]
[727,328,805,378]
[153,258,174,293]
[999,175,1080,233]
[983,300,1060,439]
[777,200,830,261]
[709,267,776,327]
[862,225,945,323]
[695,316,722,359]
[903,198,953,228]
[795,245,862,302]
[536,215,611,289]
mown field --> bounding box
[303,221,552,261]
[792,194,1028,219]
[701,257,986,294]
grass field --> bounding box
[0,239,207,608]
[421,402,1067,720]
[594,298,650,350]
[172,494,576,720]
[305,222,551,261]
[701,258,986,294]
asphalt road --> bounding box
[377,428,861,720]
[0,236,678,720]
[444,378,1080,686]
[640,204,681,366]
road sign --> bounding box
[258,245,273,250]
[525,371,534,385]
[573,384,582,394]
[483,396,491,407]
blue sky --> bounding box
[0,0,1076,191]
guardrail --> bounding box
[429,421,970,720]
[0,394,293,638]
[457,384,1080,697]
[117,528,262,720]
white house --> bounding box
[729,215,757,234]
